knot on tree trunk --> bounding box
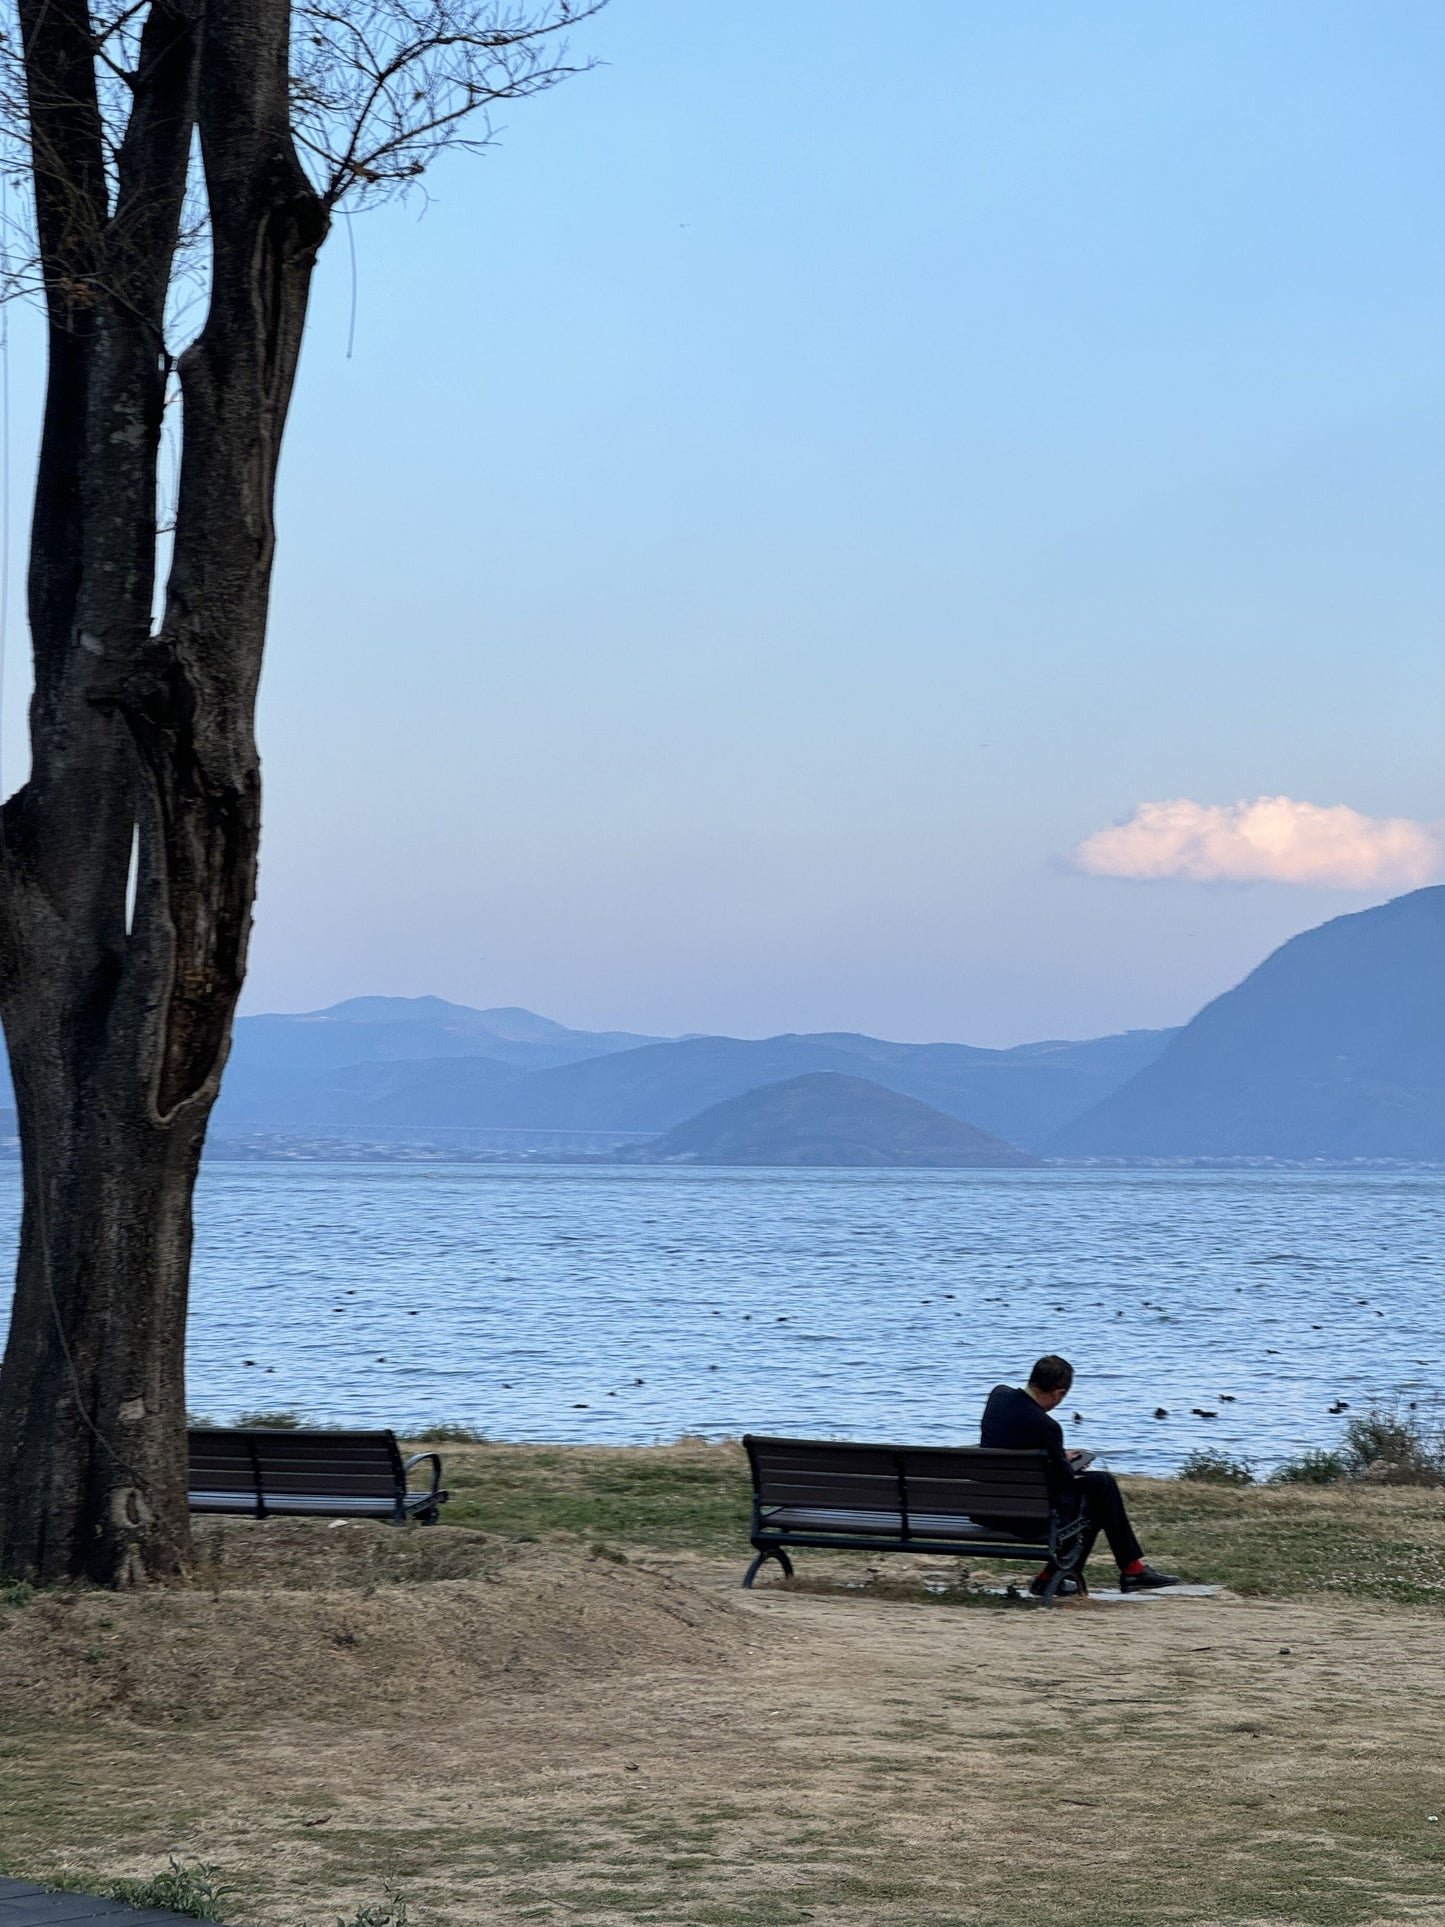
[108,1483,156,1589]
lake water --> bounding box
[0,1164,1440,1475]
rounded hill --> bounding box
[626,1072,1039,1167]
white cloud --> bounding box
[1072,796,1445,890]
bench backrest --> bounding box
[744,1434,1055,1521]
[188,1428,405,1514]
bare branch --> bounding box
[15,0,108,305]
[291,0,606,207]
[91,2,154,51]
[0,1,605,324]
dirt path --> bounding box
[3,1547,1444,1926]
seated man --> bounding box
[979,1354,1179,1597]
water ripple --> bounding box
[1,1163,1439,1476]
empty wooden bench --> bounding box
[742,1434,1088,1604]
[188,1428,449,1525]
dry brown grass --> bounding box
[2,1489,1445,1925]
[0,1525,742,1726]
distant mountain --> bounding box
[467,1031,1176,1143]
[0,991,1183,1153]
[228,996,661,1073]
[212,1018,1175,1147]
[215,996,660,1128]
[1051,887,1445,1160]
[626,1073,1040,1167]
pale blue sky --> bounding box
[3,0,1443,1043]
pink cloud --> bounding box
[1073,796,1445,889]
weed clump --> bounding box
[413,1421,487,1443]
[108,1858,231,1920]
[233,1409,305,1429]
[339,1880,410,1926]
[1341,1406,1445,1487]
[1177,1449,1254,1486]
[1265,1407,1444,1489]
[1270,1449,1347,1486]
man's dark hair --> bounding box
[1028,1354,1074,1394]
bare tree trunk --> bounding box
[0,0,584,1588]
[0,0,326,1586]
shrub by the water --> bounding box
[413,1421,488,1443]
[233,1408,306,1429]
[1270,1449,1347,1485]
[1178,1409,1444,1491]
[1177,1449,1255,1486]
[1341,1406,1445,1487]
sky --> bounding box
[2,0,1443,1045]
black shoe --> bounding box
[1119,1563,1180,1593]
[1028,1572,1084,1599]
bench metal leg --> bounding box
[742,1545,794,1589]
[1037,1558,1089,1606]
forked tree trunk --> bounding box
[0,0,326,1585]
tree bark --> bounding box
[0,0,326,1586]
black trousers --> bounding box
[1070,1469,1144,1570]
[982,1469,1144,1573]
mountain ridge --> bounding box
[212,1008,1176,1148]
[1051,886,1445,1159]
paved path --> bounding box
[0,1879,198,1924]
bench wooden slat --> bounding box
[256,1496,400,1513]
[760,1505,904,1533]
[742,1434,1084,1604]
[188,1428,448,1526]
[254,1472,396,1495]
[746,1441,901,1513]
[186,1466,256,1492]
[903,1460,1052,1518]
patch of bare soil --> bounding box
[4,1543,1445,1926]
[193,1516,513,1591]
[0,1529,746,1726]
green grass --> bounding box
[425,1440,1445,1607]
[1123,1475,1445,1606]
[436,1441,751,1552]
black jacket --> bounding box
[979,1383,1075,1485]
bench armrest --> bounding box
[403,1451,444,1501]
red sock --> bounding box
[1122,1557,1146,1577]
